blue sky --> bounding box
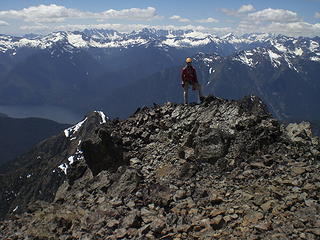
[0,0,319,36]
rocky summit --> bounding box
[0,96,320,239]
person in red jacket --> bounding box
[181,57,204,104]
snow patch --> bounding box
[46,32,65,43]
[309,41,319,52]
[284,56,299,72]
[166,33,176,38]
[58,163,68,175]
[268,50,281,59]
[293,48,303,56]
[223,34,252,44]
[94,111,108,124]
[209,68,215,74]
[64,117,88,138]
[89,38,148,48]
[0,46,8,52]
[268,50,282,67]
[162,38,179,47]
[58,148,84,175]
[274,43,287,52]
[310,56,320,62]
[233,52,254,67]
[188,38,211,46]
[92,31,121,41]
[12,206,19,212]
[68,156,75,165]
[162,37,211,48]
[251,33,272,41]
[67,33,88,48]
[203,57,214,62]
[184,31,210,39]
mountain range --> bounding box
[0,28,319,128]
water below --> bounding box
[0,105,84,124]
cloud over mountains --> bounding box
[0,3,319,37]
[0,5,161,23]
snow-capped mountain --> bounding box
[232,36,320,71]
[0,29,223,54]
[2,28,319,64]
[191,36,320,123]
[0,28,319,124]
[221,32,272,46]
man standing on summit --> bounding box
[181,57,204,104]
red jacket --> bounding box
[181,65,198,84]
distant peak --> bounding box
[222,33,236,38]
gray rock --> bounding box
[286,122,312,141]
[1,97,320,239]
[193,127,231,163]
[122,210,142,229]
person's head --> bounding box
[186,57,192,65]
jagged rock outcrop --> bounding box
[82,128,127,176]
[0,96,320,239]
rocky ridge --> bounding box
[0,111,106,219]
[0,96,320,239]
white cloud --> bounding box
[170,15,191,23]
[221,8,235,17]
[196,17,219,23]
[98,7,161,21]
[226,7,318,36]
[248,8,300,23]
[0,4,85,23]
[0,20,9,26]
[20,14,319,37]
[263,22,320,37]
[19,22,230,36]
[238,5,255,14]
[6,4,318,37]
[0,4,161,23]
[20,24,50,31]
[170,15,218,24]
[222,4,255,17]
[237,19,320,37]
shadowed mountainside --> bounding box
[0,115,69,166]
